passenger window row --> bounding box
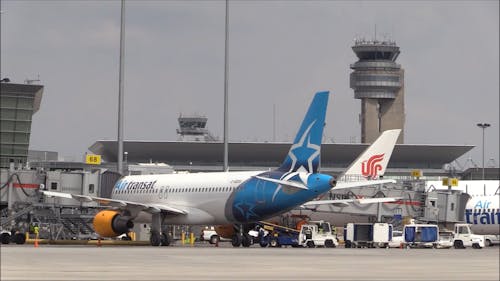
[114,186,236,194]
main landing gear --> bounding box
[150,213,171,246]
[231,224,252,248]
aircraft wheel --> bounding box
[150,231,161,246]
[0,233,11,244]
[231,234,241,247]
[161,232,171,246]
[13,233,26,245]
[241,234,252,247]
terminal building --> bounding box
[0,83,44,168]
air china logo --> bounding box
[361,154,385,179]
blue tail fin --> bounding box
[278,91,329,174]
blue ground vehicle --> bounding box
[403,224,439,248]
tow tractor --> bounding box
[452,223,484,249]
[298,220,338,248]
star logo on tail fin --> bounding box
[284,120,320,175]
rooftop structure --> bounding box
[176,114,216,142]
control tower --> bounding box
[350,38,405,143]
[176,114,216,142]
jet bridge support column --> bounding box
[376,184,383,222]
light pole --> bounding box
[476,123,490,180]
[117,0,125,175]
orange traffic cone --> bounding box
[34,234,39,248]
[97,237,102,247]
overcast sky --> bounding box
[1,0,498,169]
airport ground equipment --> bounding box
[297,220,338,248]
[344,222,393,248]
[484,235,500,246]
[452,223,484,249]
[256,221,300,247]
[200,226,230,244]
[403,224,439,248]
[436,231,454,249]
[387,230,404,248]
[256,220,338,248]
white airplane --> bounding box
[465,194,500,235]
[302,129,401,208]
[44,91,338,246]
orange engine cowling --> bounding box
[93,210,134,238]
[214,224,234,239]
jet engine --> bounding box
[93,210,134,237]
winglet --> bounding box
[278,91,329,174]
[341,129,401,180]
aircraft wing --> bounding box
[41,190,187,215]
[301,197,403,208]
[332,179,396,190]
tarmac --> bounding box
[1,243,499,281]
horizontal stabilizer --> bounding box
[302,196,402,207]
[254,176,309,190]
[333,179,396,190]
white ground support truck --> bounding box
[298,220,339,248]
[453,223,485,249]
[344,223,393,248]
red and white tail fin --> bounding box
[340,129,401,181]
